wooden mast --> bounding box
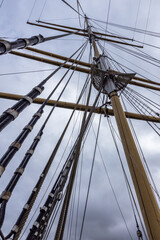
[85,16,160,240]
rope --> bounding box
[61,0,84,18]
[79,106,102,240]
[107,116,147,239]
[143,0,152,44]
[54,73,94,240]
[27,0,38,21]
[54,82,102,240]
[90,118,134,240]
[103,0,111,50]
[0,68,56,76]
[133,0,141,39]
[5,42,89,240]
[38,0,48,21]
[123,89,160,136]
[18,74,90,240]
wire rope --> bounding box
[143,0,152,44]
[133,0,141,39]
[123,91,160,136]
[121,95,160,201]
[27,0,38,21]
[61,0,84,18]
[103,0,111,50]
[79,107,103,240]
[107,116,147,239]
[0,68,57,77]
[18,72,91,240]
[91,116,134,240]
[38,0,48,21]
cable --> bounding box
[38,0,48,21]
[4,41,89,239]
[133,0,141,39]
[121,95,160,201]
[90,116,134,240]
[28,0,38,21]
[103,0,111,50]
[79,107,102,240]
[107,116,148,239]
[61,0,84,18]
[123,89,160,136]
[0,68,56,77]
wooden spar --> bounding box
[27,22,143,48]
[25,47,91,68]
[37,20,133,41]
[9,50,90,74]
[18,46,160,87]
[110,91,160,240]
[85,16,160,240]
[9,51,160,91]
[0,92,160,123]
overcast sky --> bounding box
[0,0,160,240]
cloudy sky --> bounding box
[0,0,160,239]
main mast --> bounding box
[85,16,160,240]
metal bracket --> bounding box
[41,206,47,212]
[0,40,12,53]
[35,135,41,140]
[49,193,54,198]
[15,167,24,175]
[17,38,30,48]
[33,187,37,192]
[10,141,21,149]
[5,108,19,119]
[0,191,11,201]
[0,166,5,177]
[12,225,19,233]
[34,86,43,94]
[24,124,33,131]
[22,95,33,104]
[48,203,52,208]
[27,149,34,155]
[34,112,42,118]
[23,203,29,210]
[33,221,39,228]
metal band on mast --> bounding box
[0,31,77,55]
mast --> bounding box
[85,16,160,240]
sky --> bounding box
[0,0,160,240]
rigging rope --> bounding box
[91,117,134,240]
[79,104,103,240]
[107,115,147,239]
[133,0,141,39]
[61,0,84,18]
[143,0,152,44]
[121,95,160,201]
[0,40,88,177]
[0,40,87,132]
[0,68,56,76]
[4,42,89,240]
[103,0,111,51]
[90,16,160,38]
[122,88,160,136]
[53,84,102,240]
[28,0,38,21]
[0,0,5,8]
[38,0,48,21]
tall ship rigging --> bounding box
[0,0,160,239]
